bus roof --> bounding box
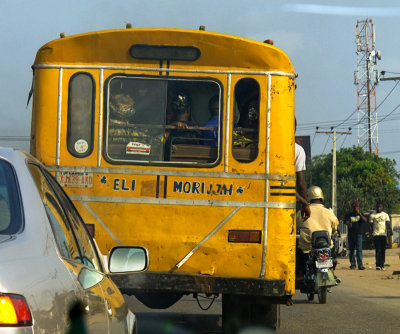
[34,28,295,73]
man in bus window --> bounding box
[202,95,219,147]
[108,92,137,144]
[165,90,200,159]
[232,98,259,148]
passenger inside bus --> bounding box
[202,95,219,147]
[108,91,138,144]
[232,97,259,149]
[165,89,201,160]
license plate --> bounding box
[56,171,93,188]
[315,259,333,268]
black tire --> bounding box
[318,287,328,304]
[251,302,280,330]
[134,292,183,309]
[307,292,315,301]
[222,294,249,334]
[222,294,280,333]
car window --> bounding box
[28,164,82,262]
[43,169,102,271]
[0,159,23,234]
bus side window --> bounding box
[67,73,95,158]
[232,78,259,162]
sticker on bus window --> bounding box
[126,142,151,155]
[56,172,93,188]
[74,139,88,154]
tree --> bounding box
[305,146,400,220]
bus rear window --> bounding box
[0,160,22,235]
[104,76,221,165]
[67,73,95,158]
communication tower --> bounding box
[354,18,381,154]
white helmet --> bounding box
[307,186,324,202]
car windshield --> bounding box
[0,159,23,234]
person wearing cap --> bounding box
[344,200,367,270]
[165,89,200,159]
[296,186,339,282]
[108,91,138,144]
[297,186,338,255]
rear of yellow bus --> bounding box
[30,28,296,331]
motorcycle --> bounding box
[298,230,338,304]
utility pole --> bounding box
[354,18,381,155]
[316,129,352,216]
[380,72,400,82]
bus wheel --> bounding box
[250,300,280,330]
[222,294,249,334]
[222,294,280,333]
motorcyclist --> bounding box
[296,186,339,280]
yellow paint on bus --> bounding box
[31,27,297,329]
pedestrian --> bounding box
[344,200,367,270]
[369,203,392,270]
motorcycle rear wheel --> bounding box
[306,293,314,301]
[318,287,328,304]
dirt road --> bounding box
[279,247,400,333]
[335,247,400,302]
[125,248,400,333]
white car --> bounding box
[0,147,148,333]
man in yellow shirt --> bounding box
[297,186,338,253]
[296,186,339,279]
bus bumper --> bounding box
[110,271,287,298]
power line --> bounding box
[297,79,400,135]
[376,81,399,109]
[322,134,331,154]
[0,136,30,142]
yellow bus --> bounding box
[30,26,297,331]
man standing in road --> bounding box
[370,203,392,270]
[344,200,367,270]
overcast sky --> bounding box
[1,0,400,171]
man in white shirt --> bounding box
[369,203,391,270]
[295,119,310,220]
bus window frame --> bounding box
[231,77,261,164]
[102,73,224,168]
[66,72,96,159]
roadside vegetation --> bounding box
[305,146,400,220]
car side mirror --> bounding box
[109,246,148,273]
[78,267,104,289]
